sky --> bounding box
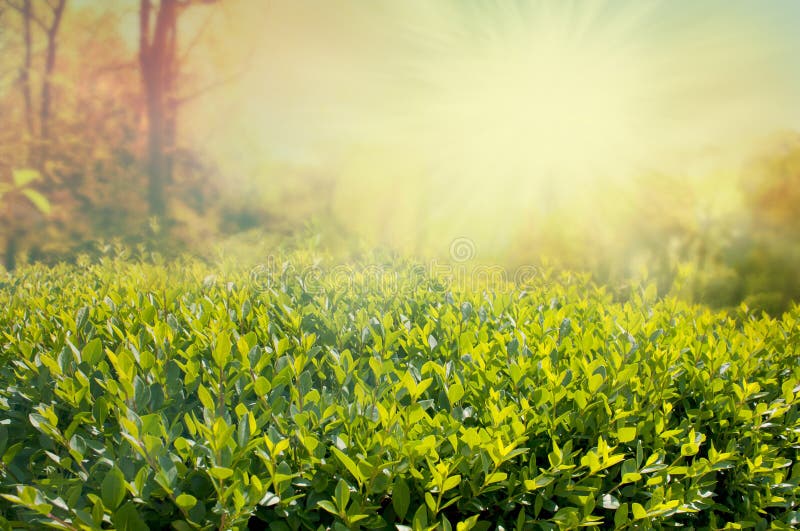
[111,0,800,256]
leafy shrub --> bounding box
[0,255,798,530]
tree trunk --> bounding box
[145,80,167,218]
[139,0,177,220]
[39,0,67,165]
[20,0,34,143]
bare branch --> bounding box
[47,0,66,36]
[172,65,248,107]
[178,5,214,64]
[4,0,47,31]
[176,0,218,7]
[174,21,258,107]
[90,60,137,77]
[19,0,34,139]
[38,0,66,158]
[30,12,46,31]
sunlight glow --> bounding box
[417,19,642,182]
[186,0,798,256]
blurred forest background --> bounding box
[1,0,800,314]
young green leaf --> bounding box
[101,467,127,510]
[393,477,411,521]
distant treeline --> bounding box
[513,133,800,315]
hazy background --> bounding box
[2,0,800,312]
[187,1,800,249]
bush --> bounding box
[0,255,798,529]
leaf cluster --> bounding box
[0,256,798,530]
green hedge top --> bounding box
[0,257,798,530]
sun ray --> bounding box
[186,0,800,254]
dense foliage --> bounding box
[0,255,798,530]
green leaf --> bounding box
[112,503,149,531]
[617,426,636,443]
[636,439,644,468]
[631,502,648,520]
[331,447,364,484]
[101,467,127,510]
[317,499,338,516]
[21,188,51,214]
[12,168,39,187]
[254,376,271,396]
[484,472,506,486]
[197,385,215,411]
[412,504,428,530]
[208,467,234,480]
[393,477,411,521]
[75,307,89,330]
[457,515,480,531]
[424,491,436,513]
[175,493,197,510]
[524,474,554,491]
[213,332,231,368]
[588,373,604,393]
[681,442,699,457]
[442,474,461,492]
[447,382,464,404]
[614,504,629,527]
[82,338,103,365]
[334,478,350,511]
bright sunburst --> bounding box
[191,0,796,253]
[416,5,643,182]
[347,0,790,250]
